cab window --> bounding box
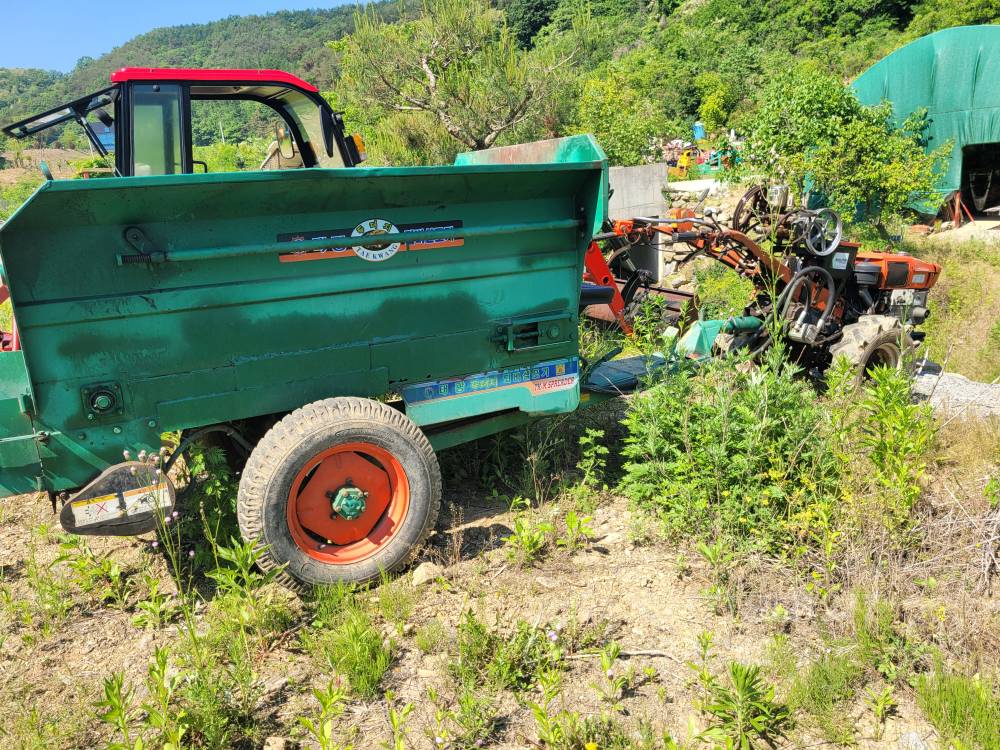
[132,84,183,176]
[189,98,287,172]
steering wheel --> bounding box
[804,207,843,257]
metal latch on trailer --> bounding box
[491,314,572,352]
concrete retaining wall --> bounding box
[608,162,669,218]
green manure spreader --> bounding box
[0,68,655,588]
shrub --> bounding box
[826,359,935,540]
[619,349,840,552]
[737,62,945,234]
[694,262,755,321]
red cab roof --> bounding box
[110,67,319,93]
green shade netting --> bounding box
[853,25,1000,198]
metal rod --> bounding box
[118,218,582,264]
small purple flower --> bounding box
[150,540,158,549]
[188,549,195,558]
[606,669,614,678]
[172,510,179,519]
[164,515,172,525]
[434,738,444,747]
[159,446,168,456]
[475,741,484,748]
[123,449,131,460]
[547,630,558,642]
[138,449,147,461]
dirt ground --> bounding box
[1,148,89,184]
[0,468,958,749]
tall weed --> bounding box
[620,347,840,552]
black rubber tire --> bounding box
[237,397,441,591]
[828,315,912,384]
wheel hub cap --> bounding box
[286,441,410,564]
[330,484,367,520]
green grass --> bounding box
[300,589,394,699]
[916,239,1000,381]
[449,611,560,692]
[375,571,416,632]
[414,617,449,655]
[779,592,925,745]
[787,646,864,744]
[916,667,1000,750]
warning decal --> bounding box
[70,483,172,528]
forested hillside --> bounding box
[0,4,402,145]
[2,0,998,158]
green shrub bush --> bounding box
[619,348,840,552]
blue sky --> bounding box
[2,1,352,72]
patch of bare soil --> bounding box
[2,465,963,749]
[1,148,89,183]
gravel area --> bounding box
[912,363,1000,419]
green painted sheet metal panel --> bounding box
[853,25,1000,197]
[0,351,41,495]
[0,135,607,493]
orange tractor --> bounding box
[581,185,941,378]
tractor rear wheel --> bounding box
[828,315,912,384]
[237,397,441,590]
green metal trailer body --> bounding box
[0,135,608,498]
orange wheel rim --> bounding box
[287,442,409,564]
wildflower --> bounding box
[434,738,444,746]
[151,540,158,549]
[155,468,161,477]
[164,515,172,525]
[138,449,147,461]
[129,466,137,475]
[606,669,614,678]
[150,454,160,465]
[159,446,168,456]
[172,510,179,519]
[188,549,195,558]
[123,449,131,460]
[547,630,558,642]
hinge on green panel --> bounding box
[118,227,166,265]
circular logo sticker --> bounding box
[352,218,401,262]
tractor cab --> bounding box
[3,68,365,177]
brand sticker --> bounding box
[278,219,464,263]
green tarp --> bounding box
[853,24,1000,198]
